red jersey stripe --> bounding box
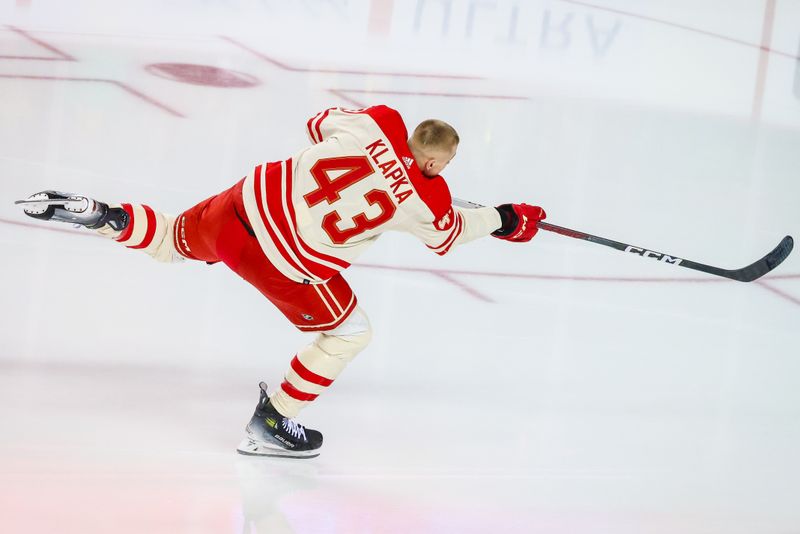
[430,213,464,255]
[314,108,332,144]
[262,161,343,279]
[280,160,351,270]
[427,212,463,251]
[307,115,319,143]
[436,224,463,255]
[263,161,332,278]
[252,163,316,279]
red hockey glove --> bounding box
[491,203,546,242]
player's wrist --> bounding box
[492,204,518,237]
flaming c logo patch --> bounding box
[433,207,456,231]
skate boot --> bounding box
[236,382,323,459]
[15,190,129,231]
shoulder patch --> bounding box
[433,206,456,231]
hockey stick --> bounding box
[453,198,794,283]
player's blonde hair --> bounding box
[409,119,460,154]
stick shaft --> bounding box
[535,221,793,282]
[452,198,793,282]
[538,221,710,276]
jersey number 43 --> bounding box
[303,156,396,244]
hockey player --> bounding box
[16,105,546,458]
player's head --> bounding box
[408,119,459,177]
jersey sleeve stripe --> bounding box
[427,212,464,252]
[435,215,464,255]
[307,115,319,143]
[313,108,332,143]
[307,107,334,144]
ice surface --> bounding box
[1,1,798,533]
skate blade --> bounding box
[15,196,89,217]
[14,199,75,206]
[236,438,320,459]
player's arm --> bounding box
[413,202,546,256]
[411,204,497,256]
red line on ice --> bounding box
[327,89,368,108]
[218,35,483,80]
[756,281,800,307]
[558,0,799,60]
[0,74,184,117]
[432,271,495,302]
[3,25,76,61]
[335,88,529,102]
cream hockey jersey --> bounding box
[241,105,502,284]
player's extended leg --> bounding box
[16,190,184,263]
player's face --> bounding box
[422,145,458,177]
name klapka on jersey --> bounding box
[364,139,414,204]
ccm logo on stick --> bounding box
[624,246,683,265]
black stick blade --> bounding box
[725,235,794,282]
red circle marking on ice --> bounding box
[145,63,259,88]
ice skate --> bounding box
[237,382,323,459]
[15,190,129,231]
